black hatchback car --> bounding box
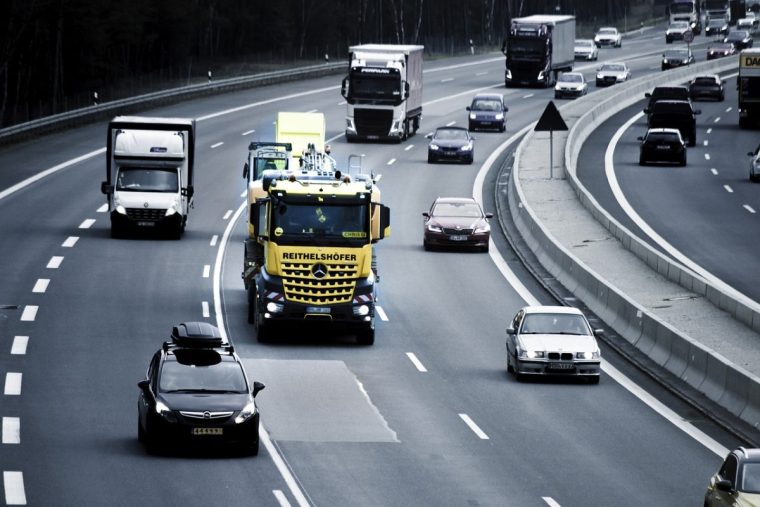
[662,48,695,70]
[638,128,687,166]
[137,322,265,455]
[427,127,475,164]
[689,75,725,101]
[724,30,753,50]
[466,93,508,132]
[645,99,701,146]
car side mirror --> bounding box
[138,380,150,391]
[466,106,471,111]
[716,479,734,492]
[644,93,652,98]
[470,136,476,140]
[643,108,650,114]
[425,133,432,139]
[637,136,644,141]
[593,328,604,337]
[422,212,430,218]
[749,152,755,157]
[504,106,509,112]
[243,162,249,179]
[506,326,515,335]
[485,212,493,219]
[694,109,701,115]
[252,381,265,397]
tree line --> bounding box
[0,0,655,127]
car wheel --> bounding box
[427,155,435,164]
[554,92,560,99]
[138,415,146,444]
[688,135,696,147]
[740,116,750,129]
[588,375,600,385]
[247,287,256,324]
[666,38,672,44]
[110,222,122,239]
[680,155,687,167]
[252,286,269,342]
[750,172,759,182]
[466,155,474,165]
[423,240,431,251]
[720,92,725,102]
[142,418,160,455]
[506,354,514,373]
[500,122,506,133]
[639,156,646,166]
[356,326,375,346]
[248,416,260,456]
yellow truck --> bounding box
[739,48,760,128]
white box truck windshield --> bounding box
[116,166,179,193]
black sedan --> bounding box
[661,48,694,70]
[707,42,737,60]
[427,127,475,164]
[704,18,729,37]
[689,75,725,101]
[422,197,491,252]
[638,128,687,166]
[724,30,753,50]
[137,322,265,455]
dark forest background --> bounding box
[1,0,660,127]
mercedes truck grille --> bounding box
[354,109,393,137]
[281,261,359,304]
[125,208,166,221]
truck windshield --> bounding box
[116,167,178,192]
[271,202,369,244]
[349,70,401,102]
[670,2,695,14]
[254,157,288,179]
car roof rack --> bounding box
[164,321,233,352]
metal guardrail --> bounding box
[0,62,346,146]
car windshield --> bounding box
[693,77,717,85]
[432,202,482,218]
[471,99,502,111]
[670,22,689,28]
[116,167,179,192]
[669,3,694,14]
[740,463,760,493]
[435,129,469,140]
[710,44,732,50]
[598,28,617,35]
[728,31,748,39]
[520,313,591,335]
[602,64,624,72]
[559,74,583,83]
[160,357,247,393]
[664,50,688,58]
[708,20,725,26]
[576,40,593,47]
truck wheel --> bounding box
[740,116,750,129]
[356,326,375,346]
[247,288,256,324]
[110,223,122,239]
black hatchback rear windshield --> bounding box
[646,133,680,142]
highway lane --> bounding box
[0,32,740,506]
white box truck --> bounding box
[341,44,423,142]
[503,15,575,87]
[100,116,195,238]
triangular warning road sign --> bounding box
[534,101,568,132]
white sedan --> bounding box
[594,27,622,47]
[574,39,599,60]
[506,306,602,383]
[595,62,631,87]
[554,72,588,99]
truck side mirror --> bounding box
[183,185,194,198]
[403,81,410,100]
[379,204,391,239]
[251,200,269,241]
[243,162,249,179]
[101,181,113,195]
[341,77,349,99]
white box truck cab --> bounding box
[101,117,195,239]
[342,44,423,142]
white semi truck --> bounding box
[100,116,195,238]
[341,44,423,142]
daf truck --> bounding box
[503,15,575,88]
[739,48,760,128]
[341,44,423,142]
[100,116,195,238]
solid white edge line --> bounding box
[273,490,293,507]
[201,301,210,318]
[20,306,38,322]
[375,305,389,321]
[10,336,29,355]
[406,352,428,372]
[3,471,26,505]
[213,201,311,507]
[4,373,22,396]
[458,413,489,439]
[2,417,20,444]
[542,497,562,507]
[47,256,64,269]
[62,236,79,248]
[32,279,49,294]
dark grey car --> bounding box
[466,93,508,132]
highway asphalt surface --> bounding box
[0,29,745,506]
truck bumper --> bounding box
[110,209,183,233]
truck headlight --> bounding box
[353,304,370,316]
[346,119,356,132]
[165,200,180,216]
[505,69,512,80]
[266,302,283,313]
[537,71,545,81]
[115,205,127,215]
[234,401,257,424]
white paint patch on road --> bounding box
[458,413,489,439]
[32,279,49,294]
[724,185,733,193]
[714,117,721,123]
[202,301,210,318]
[3,471,26,505]
[240,190,246,198]
[404,145,414,151]
[2,418,20,444]
[476,71,488,76]
[242,129,255,136]
[406,353,428,373]
[10,337,28,355]
[210,235,219,247]
[20,306,37,322]
[78,219,95,229]
[4,373,22,396]
[707,128,712,134]
[62,236,79,248]
[726,107,732,113]
[705,153,711,160]
[441,78,454,83]
[223,210,233,220]
[376,306,388,321]
[446,121,457,127]
[523,94,534,99]
[305,109,318,113]
[338,101,347,106]
[211,142,224,149]
[542,498,562,507]
[710,168,718,175]
[703,140,708,147]
[203,265,211,278]
[387,158,396,166]
[96,203,108,213]
[47,256,63,269]
[744,204,756,214]
[273,490,292,507]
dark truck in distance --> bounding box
[645,100,701,146]
[503,14,575,87]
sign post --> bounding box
[684,29,694,60]
[534,101,569,178]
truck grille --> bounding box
[125,208,166,221]
[281,261,359,305]
[354,109,393,137]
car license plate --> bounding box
[656,145,671,150]
[550,362,574,370]
[306,306,331,314]
[449,235,468,241]
[193,427,223,436]
[137,221,155,227]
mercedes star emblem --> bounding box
[311,263,328,279]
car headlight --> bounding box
[494,113,504,120]
[474,223,490,234]
[663,59,669,64]
[576,350,601,359]
[234,400,257,424]
[594,37,600,42]
[460,143,473,152]
[165,199,181,216]
[527,350,545,359]
[469,113,477,120]
[505,69,512,80]
[429,144,440,151]
[155,400,177,422]
[115,205,127,215]
[596,73,603,79]
[427,223,442,233]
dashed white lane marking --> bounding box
[726,107,733,113]
[20,306,37,322]
[338,101,347,106]
[703,140,708,147]
[32,279,49,294]
[203,265,211,278]
[714,117,721,123]
[711,168,718,175]
[96,203,108,213]
[387,158,396,166]
[10,337,28,355]
[78,219,95,229]
[404,145,414,151]
[376,306,389,321]
[446,121,456,126]
[705,153,711,160]
[3,417,20,444]
[202,301,210,318]
[211,142,224,149]
[458,413,489,439]
[305,109,318,113]
[210,235,219,247]
[47,256,63,269]
[3,471,26,505]
[4,373,22,395]
[273,490,292,507]
[406,352,428,372]
[62,236,79,248]
[542,498,562,507]
[242,129,255,136]
[441,78,454,83]
[240,190,246,198]
[724,185,734,193]
[223,210,233,220]
[476,71,488,76]
[707,128,713,134]
[523,93,534,99]
[744,204,756,214]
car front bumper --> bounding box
[424,229,489,249]
[147,412,259,449]
[514,358,601,377]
